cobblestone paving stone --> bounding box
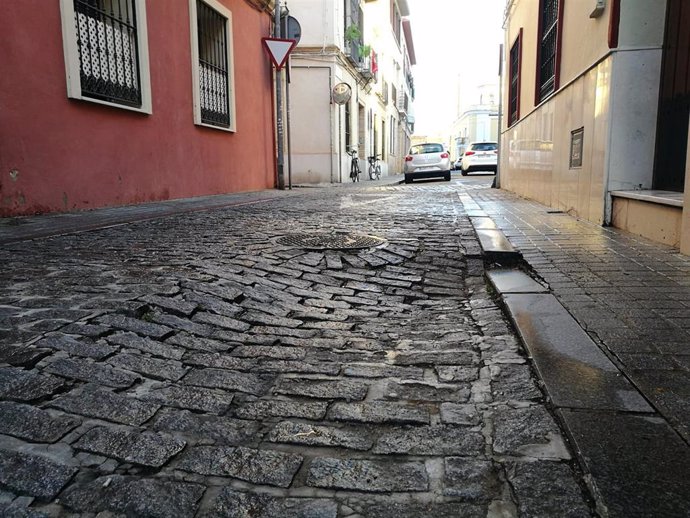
[0,180,593,516]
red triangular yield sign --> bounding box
[262,38,297,70]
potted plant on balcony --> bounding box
[345,24,361,44]
[357,44,374,81]
[344,24,361,55]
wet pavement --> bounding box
[467,187,690,517]
[0,175,688,516]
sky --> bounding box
[407,0,505,136]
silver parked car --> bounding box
[460,142,498,175]
[404,143,452,183]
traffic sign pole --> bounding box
[274,2,285,190]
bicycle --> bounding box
[367,154,382,180]
[348,149,361,182]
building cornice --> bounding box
[244,0,272,13]
[402,19,416,65]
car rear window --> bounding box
[470,143,497,151]
[410,144,444,155]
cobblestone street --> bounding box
[1,178,594,517]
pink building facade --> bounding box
[0,0,275,216]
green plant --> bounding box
[345,24,361,43]
[358,44,372,59]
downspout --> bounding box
[290,65,334,183]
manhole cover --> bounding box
[276,232,386,250]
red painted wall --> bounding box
[0,1,275,216]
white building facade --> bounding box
[287,0,415,184]
[450,84,499,161]
[501,0,690,253]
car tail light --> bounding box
[405,156,413,162]
[465,151,475,156]
[440,152,449,159]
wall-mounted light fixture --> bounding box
[590,0,606,18]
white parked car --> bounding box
[404,143,452,183]
[460,142,498,175]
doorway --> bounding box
[653,0,690,192]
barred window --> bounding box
[60,0,152,113]
[74,0,141,106]
[190,0,236,131]
[537,0,560,102]
[390,0,401,46]
[508,30,522,126]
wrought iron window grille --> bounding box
[537,0,559,102]
[196,0,231,128]
[508,33,521,125]
[73,0,142,107]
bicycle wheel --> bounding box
[368,164,376,180]
[350,161,357,182]
[375,165,381,180]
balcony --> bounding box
[357,55,375,81]
[396,90,409,114]
[344,40,361,66]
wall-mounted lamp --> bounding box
[590,0,606,18]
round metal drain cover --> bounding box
[277,232,386,250]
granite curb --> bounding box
[468,190,690,518]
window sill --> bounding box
[69,95,152,115]
[195,121,236,133]
[610,190,684,208]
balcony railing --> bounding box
[358,55,374,81]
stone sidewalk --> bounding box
[467,188,690,517]
[0,179,594,517]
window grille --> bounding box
[537,0,559,102]
[508,32,521,125]
[344,0,362,64]
[381,119,386,160]
[196,0,230,128]
[73,0,141,107]
[390,0,401,46]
